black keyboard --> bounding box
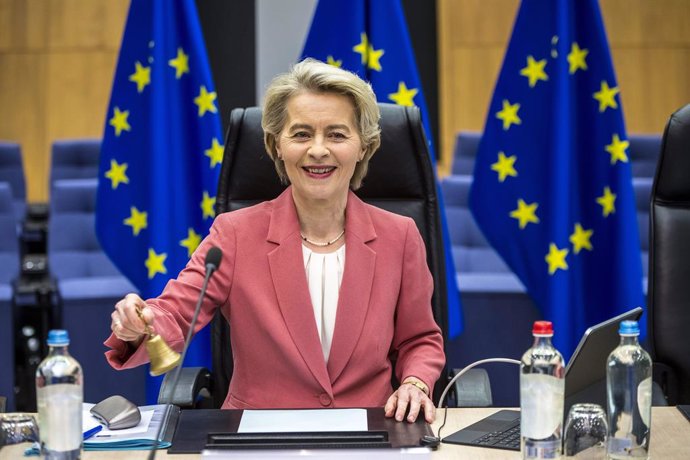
[470,419,521,451]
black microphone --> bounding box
[148,246,223,459]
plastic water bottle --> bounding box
[606,320,652,459]
[36,330,83,459]
[520,320,565,459]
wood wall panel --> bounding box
[438,0,690,174]
[0,0,127,202]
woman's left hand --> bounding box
[384,381,436,423]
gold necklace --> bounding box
[300,229,346,247]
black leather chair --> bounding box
[160,103,451,408]
[648,103,690,405]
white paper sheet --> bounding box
[238,409,368,433]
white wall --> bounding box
[256,0,318,103]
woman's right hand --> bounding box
[111,293,154,345]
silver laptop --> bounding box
[442,307,644,451]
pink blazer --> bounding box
[105,188,445,409]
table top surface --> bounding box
[1,407,688,459]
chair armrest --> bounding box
[158,367,213,408]
[653,361,678,405]
[451,367,493,407]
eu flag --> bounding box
[469,0,645,356]
[95,0,222,402]
[301,0,463,338]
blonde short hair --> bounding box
[262,58,381,190]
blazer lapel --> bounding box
[327,192,377,383]
[267,189,332,392]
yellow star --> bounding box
[510,199,540,229]
[145,248,167,279]
[491,151,518,182]
[593,81,620,112]
[168,47,189,79]
[519,55,548,88]
[326,55,342,67]
[128,61,151,93]
[104,159,129,189]
[567,42,588,74]
[205,138,224,168]
[180,228,202,258]
[388,81,418,107]
[201,191,216,220]
[123,206,148,236]
[496,100,521,130]
[545,243,569,275]
[569,223,593,254]
[605,133,629,164]
[194,86,218,117]
[353,33,369,64]
[367,44,384,71]
[596,187,616,217]
[109,107,131,137]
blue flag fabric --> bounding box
[301,0,463,338]
[95,0,222,403]
[469,0,645,357]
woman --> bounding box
[106,58,445,423]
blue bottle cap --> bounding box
[47,329,70,346]
[619,320,640,336]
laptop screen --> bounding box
[564,307,644,407]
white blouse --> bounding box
[302,244,346,362]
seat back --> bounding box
[629,134,662,179]
[648,104,690,404]
[0,141,27,220]
[50,140,101,185]
[212,104,448,408]
[48,179,123,280]
[0,182,18,411]
[451,131,481,175]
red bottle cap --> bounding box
[533,321,554,335]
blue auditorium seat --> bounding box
[451,131,481,175]
[0,141,27,221]
[629,135,661,178]
[633,177,652,293]
[48,178,145,404]
[0,182,20,410]
[441,175,540,406]
[50,139,101,185]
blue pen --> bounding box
[83,425,103,440]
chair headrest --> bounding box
[654,104,690,203]
[217,103,434,211]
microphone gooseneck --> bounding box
[147,246,223,460]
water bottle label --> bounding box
[523,438,562,458]
[607,436,633,455]
[637,376,652,428]
[520,374,564,439]
[37,384,83,452]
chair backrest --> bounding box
[0,141,27,220]
[629,134,662,178]
[451,131,481,175]
[50,139,101,185]
[648,103,690,404]
[48,179,123,279]
[440,175,512,275]
[633,177,652,287]
[212,103,449,408]
[0,182,19,286]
